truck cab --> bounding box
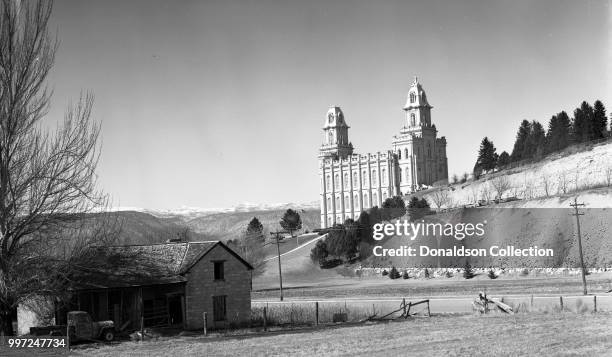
[67,311,115,342]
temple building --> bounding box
[318,77,448,228]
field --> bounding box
[254,273,612,301]
[75,312,612,356]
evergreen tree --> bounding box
[592,100,608,139]
[572,101,594,143]
[545,111,571,153]
[382,196,407,219]
[310,239,328,265]
[389,267,401,279]
[528,121,546,159]
[463,262,475,279]
[407,197,432,221]
[497,151,510,168]
[357,211,373,245]
[511,120,532,162]
[246,217,264,241]
[474,137,498,173]
[280,209,302,237]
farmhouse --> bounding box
[18,241,253,335]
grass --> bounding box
[253,274,612,300]
[75,312,612,356]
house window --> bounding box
[326,175,330,190]
[334,174,339,190]
[371,169,377,186]
[382,168,387,185]
[213,261,224,281]
[212,295,227,321]
[410,113,416,126]
[410,93,416,103]
[343,173,348,187]
[352,172,358,187]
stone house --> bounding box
[18,241,253,335]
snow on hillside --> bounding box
[423,141,612,209]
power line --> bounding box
[570,197,588,296]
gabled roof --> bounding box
[71,241,252,290]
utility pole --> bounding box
[570,197,588,295]
[269,230,288,301]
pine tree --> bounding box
[545,111,571,153]
[310,240,328,265]
[511,120,532,162]
[497,151,510,168]
[463,262,475,279]
[389,267,401,279]
[528,121,546,159]
[572,101,594,143]
[592,100,608,139]
[407,197,431,221]
[246,217,264,242]
[474,137,498,173]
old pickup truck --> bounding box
[30,311,116,342]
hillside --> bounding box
[420,140,612,209]
[106,211,209,245]
[367,194,612,269]
[184,208,320,241]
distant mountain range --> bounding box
[112,201,319,222]
[109,201,321,245]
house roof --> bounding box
[71,241,253,290]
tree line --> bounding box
[473,100,609,177]
[310,196,433,267]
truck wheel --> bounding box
[103,329,115,342]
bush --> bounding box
[520,268,529,276]
[402,271,410,279]
[445,270,453,278]
[487,269,497,279]
[463,263,475,279]
[424,268,430,279]
[389,267,401,279]
[381,269,389,276]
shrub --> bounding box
[389,267,401,279]
[487,269,497,279]
[424,268,430,279]
[445,270,453,278]
[463,263,475,279]
[402,271,410,279]
[381,269,389,276]
[520,268,529,276]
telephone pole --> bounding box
[269,230,288,301]
[570,197,588,295]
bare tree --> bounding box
[558,172,569,194]
[227,230,266,277]
[429,189,450,210]
[0,1,110,335]
[606,166,612,187]
[469,186,479,204]
[541,174,551,197]
[490,175,511,200]
[480,184,492,204]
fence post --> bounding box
[315,302,319,326]
[594,296,597,313]
[559,296,564,311]
[427,300,431,317]
[203,312,207,336]
[263,307,268,332]
[402,298,406,317]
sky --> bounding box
[45,0,611,210]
